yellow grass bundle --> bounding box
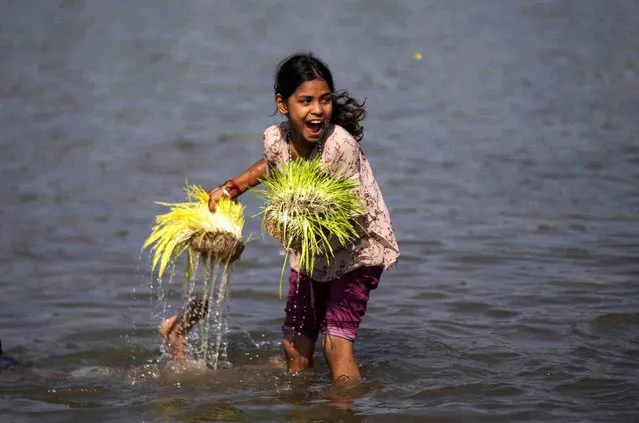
[143,183,245,279]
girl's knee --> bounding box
[321,335,354,362]
[283,337,305,358]
[283,335,315,371]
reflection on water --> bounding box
[1,0,639,421]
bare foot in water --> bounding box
[159,315,187,359]
[267,355,287,369]
[237,355,288,371]
[159,297,209,360]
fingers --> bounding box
[207,186,228,212]
[208,191,218,212]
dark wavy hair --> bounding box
[274,53,367,142]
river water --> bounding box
[1,0,638,422]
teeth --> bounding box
[309,120,321,124]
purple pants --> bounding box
[282,266,383,342]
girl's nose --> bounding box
[311,100,323,115]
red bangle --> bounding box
[224,179,241,196]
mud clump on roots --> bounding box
[189,230,245,263]
[262,217,327,255]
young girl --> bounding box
[202,53,399,383]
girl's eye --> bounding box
[321,97,332,104]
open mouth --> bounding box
[305,120,324,136]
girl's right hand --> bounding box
[207,186,229,213]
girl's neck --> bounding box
[292,138,313,158]
[288,126,316,158]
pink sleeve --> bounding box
[263,124,286,176]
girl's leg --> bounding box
[321,266,383,383]
[159,296,209,359]
[159,315,187,358]
[322,334,359,383]
[281,271,329,372]
[283,334,315,372]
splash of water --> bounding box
[180,249,234,370]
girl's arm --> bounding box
[208,158,267,212]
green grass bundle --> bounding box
[255,158,365,280]
[143,183,246,279]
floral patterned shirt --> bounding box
[262,122,400,282]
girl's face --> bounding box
[276,78,333,146]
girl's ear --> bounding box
[275,94,288,115]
